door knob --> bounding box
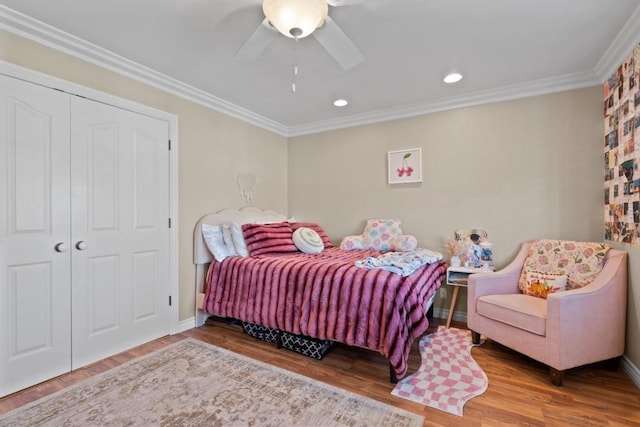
[54,242,68,253]
[75,241,88,250]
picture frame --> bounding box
[387,148,422,184]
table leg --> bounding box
[446,286,460,328]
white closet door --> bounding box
[0,75,72,396]
[70,96,171,369]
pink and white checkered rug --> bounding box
[391,326,488,416]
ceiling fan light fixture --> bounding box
[444,72,463,84]
[263,0,328,39]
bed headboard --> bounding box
[193,206,289,265]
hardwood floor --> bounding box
[2,317,640,426]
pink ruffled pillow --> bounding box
[242,222,298,256]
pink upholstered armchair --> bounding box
[467,240,627,386]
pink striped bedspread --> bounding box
[203,247,446,378]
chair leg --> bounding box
[389,363,398,384]
[550,367,564,386]
[603,356,621,371]
[471,331,481,345]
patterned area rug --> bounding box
[392,326,488,416]
[0,339,423,426]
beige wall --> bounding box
[288,87,640,362]
[288,87,604,260]
[4,28,639,371]
[0,30,288,321]
[611,241,640,367]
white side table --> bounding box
[445,266,493,328]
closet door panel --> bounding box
[87,255,120,334]
[0,75,71,397]
[131,129,162,322]
[88,123,119,231]
[70,97,170,369]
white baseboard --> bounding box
[622,356,640,389]
[177,317,196,333]
[431,307,467,325]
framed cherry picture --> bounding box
[387,148,422,184]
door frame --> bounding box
[0,60,180,334]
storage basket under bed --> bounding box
[242,322,333,360]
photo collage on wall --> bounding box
[604,44,640,244]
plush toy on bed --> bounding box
[339,219,417,252]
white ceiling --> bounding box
[1,0,639,136]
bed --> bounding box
[193,207,446,381]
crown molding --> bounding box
[0,5,288,136]
[0,4,636,139]
[288,70,600,137]
[594,4,640,82]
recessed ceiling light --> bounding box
[443,73,463,84]
[333,99,348,107]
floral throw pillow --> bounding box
[363,219,417,252]
[340,235,366,250]
[391,235,418,252]
[340,219,418,252]
[522,269,568,299]
[518,239,609,293]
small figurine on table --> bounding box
[450,229,492,269]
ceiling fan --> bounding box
[234,0,365,70]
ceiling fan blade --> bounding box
[233,18,278,60]
[327,0,364,6]
[313,16,364,70]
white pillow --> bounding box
[222,224,237,256]
[202,224,231,262]
[231,222,249,257]
[292,227,324,254]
